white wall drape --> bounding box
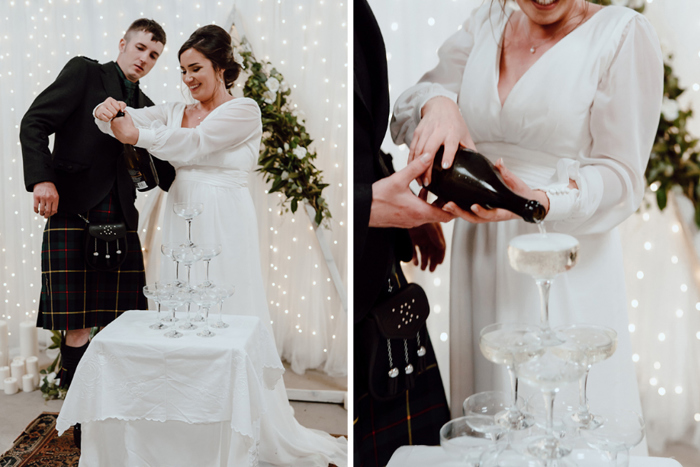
[370,0,700,452]
[0,0,347,377]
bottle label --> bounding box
[127,169,148,190]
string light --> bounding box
[1,0,347,377]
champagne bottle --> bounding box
[115,111,159,192]
[426,146,546,223]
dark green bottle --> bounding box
[426,146,546,223]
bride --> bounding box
[391,0,662,455]
[95,24,346,467]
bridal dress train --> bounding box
[391,4,663,455]
[97,97,347,467]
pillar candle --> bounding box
[26,356,39,387]
[0,320,8,368]
[0,366,9,391]
[19,322,39,359]
[22,374,34,392]
[4,377,18,395]
[10,360,25,380]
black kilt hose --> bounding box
[37,191,147,331]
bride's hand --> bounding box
[442,159,550,223]
[110,110,139,145]
[408,96,476,187]
[95,97,127,122]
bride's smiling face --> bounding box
[180,48,222,101]
[514,0,585,26]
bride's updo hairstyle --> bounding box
[178,25,241,91]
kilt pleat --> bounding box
[37,192,147,330]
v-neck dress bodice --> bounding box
[391,4,663,455]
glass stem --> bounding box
[203,306,210,333]
[206,260,210,284]
[156,303,161,323]
[218,301,224,323]
[507,367,518,409]
[542,390,555,439]
[187,220,192,245]
[536,279,553,332]
[578,367,591,420]
[174,260,179,281]
[187,265,192,287]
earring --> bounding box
[218,77,224,84]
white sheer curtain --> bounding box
[370,0,700,452]
[0,0,347,377]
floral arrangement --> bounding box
[39,330,66,400]
[591,0,700,226]
[234,39,332,228]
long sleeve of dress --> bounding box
[95,99,262,164]
[390,6,483,145]
[540,15,663,235]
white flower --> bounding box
[263,90,276,104]
[284,143,290,151]
[281,80,289,92]
[277,148,283,154]
[46,372,56,385]
[233,50,244,65]
[293,147,307,159]
[262,131,272,139]
[291,109,298,117]
[260,143,266,152]
[661,98,680,121]
[281,171,289,180]
[628,0,644,8]
[266,77,280,93]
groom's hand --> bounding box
[33,181,59,218]
[369,154,454,228]
[95,97,127,122]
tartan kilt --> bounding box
[37,191,147,331]
[354,319,450,467]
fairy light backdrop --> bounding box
[0,0,346,377]
[371,0,700,453]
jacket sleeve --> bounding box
[20,57,90,191]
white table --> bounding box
[388,446,684,467]
[57,310,284,467]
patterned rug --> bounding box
[0,413,79,467]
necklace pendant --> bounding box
[530,46,536,54]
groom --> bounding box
[354,0,452,465]
[20,19,175,393]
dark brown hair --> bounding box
[125,18,167,46]
[178,25,241,90]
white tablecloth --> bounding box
[387,446,684,467]
[57,310,284,466]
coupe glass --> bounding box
[159,287,187,338]
[172,246,203,286]
[515,343,587,463]
[193,287,220,337]
[173,202,204,247]
[161,243,184,284]
[143,284,169,330]
[507,233,579,345]
[198,244,222,287]
[178,285,198,330]
[463,391,508,443]
[478,323,543,430]
[439,416,492,466]
[581,410,645,467]
[210,284,235,329]
[555,324,617,429]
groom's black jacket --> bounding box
[20,57,175,229]
[354,0,412,322]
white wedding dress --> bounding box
[391,4,662,455]
[97,97,347,466]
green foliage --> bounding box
[236,40,332,228]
